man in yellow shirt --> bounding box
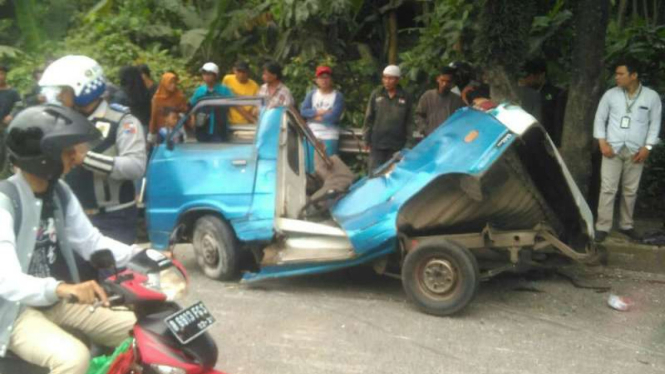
[222,61,260,125]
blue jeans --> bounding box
[305,139,339,174]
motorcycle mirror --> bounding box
[90,249,116,270]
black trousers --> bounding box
[368,148,398,173]
[90,205,139,245]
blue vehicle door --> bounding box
[146,98,260,247]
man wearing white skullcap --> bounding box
[362,64,413,172]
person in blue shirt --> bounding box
[157,106,186,144]
[189,62,233,142]
[300,66,345,173]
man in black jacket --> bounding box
[521,59,567,147]
[363,65,414,172]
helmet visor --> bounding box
[41,86,66,106]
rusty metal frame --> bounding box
[407,224,595,264]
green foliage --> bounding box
[200,0,385,127]
[474,0,536,73]
[0,45,22,60]
[11,0,46,52]
[399,0,478,99]
[0,17,19,48]
[207,0,371,64]
[528,3,573,54]
[400,0,477,80]
[525,0,574,85]
[5,0,197,95]
[605,20,665,92]
[5,58,41,93]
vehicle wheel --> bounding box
[193,215,239,281]
[402,239,479,316]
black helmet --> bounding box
[447,61,475,90]
[6,105,101,180]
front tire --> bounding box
[402,239,479,316]
[192,215,239,281]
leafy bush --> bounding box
[605,20,665,93]
[5,0,197,97]
[399,0,478,82]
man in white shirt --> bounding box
[0,105,140,373]
[593,58,662,242]
[300,66,345,172]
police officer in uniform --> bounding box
[39,55,146,245]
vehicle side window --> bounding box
[179,103,258,145]
[287,124,300,176]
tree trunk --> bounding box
[560,0,610,197]
[421,2,430,27]
[654,0,660,25]
[617,0,628,28]
[12,0,45,52]
[387,10,398,64]
[632,0,639,20]
[485,65,520,103]
[474,0,535,104]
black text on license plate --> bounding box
[164,301,216,345]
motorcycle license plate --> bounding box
[164,301,216,344]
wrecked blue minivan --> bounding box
[146,97,599,315]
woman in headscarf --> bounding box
[148,72,187,145]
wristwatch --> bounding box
[645,144,653,151]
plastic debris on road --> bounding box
[607,294,633,311]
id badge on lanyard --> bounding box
[620,116,631,129]
[622,86,642,129]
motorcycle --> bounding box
[0,248,227,374]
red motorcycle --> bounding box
[0,248,227,374]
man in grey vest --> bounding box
[39,55,147,245]
[0,105,138,374]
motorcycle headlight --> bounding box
[145,266,189,301]
[149,364,186,374]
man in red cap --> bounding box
[300,65,345,172]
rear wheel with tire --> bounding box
[402,239,479,316]
[193,215,239,281]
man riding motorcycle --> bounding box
[39,55,147,245]
[0,105,141,374]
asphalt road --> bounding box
[171,244,665,374]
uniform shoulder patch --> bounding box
[121,122,137,135]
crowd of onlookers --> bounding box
[0,52,662,374]
[0,55,662,242]
[0,57,562,162]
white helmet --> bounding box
[200,62,219,75]
[39,55,107,107]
